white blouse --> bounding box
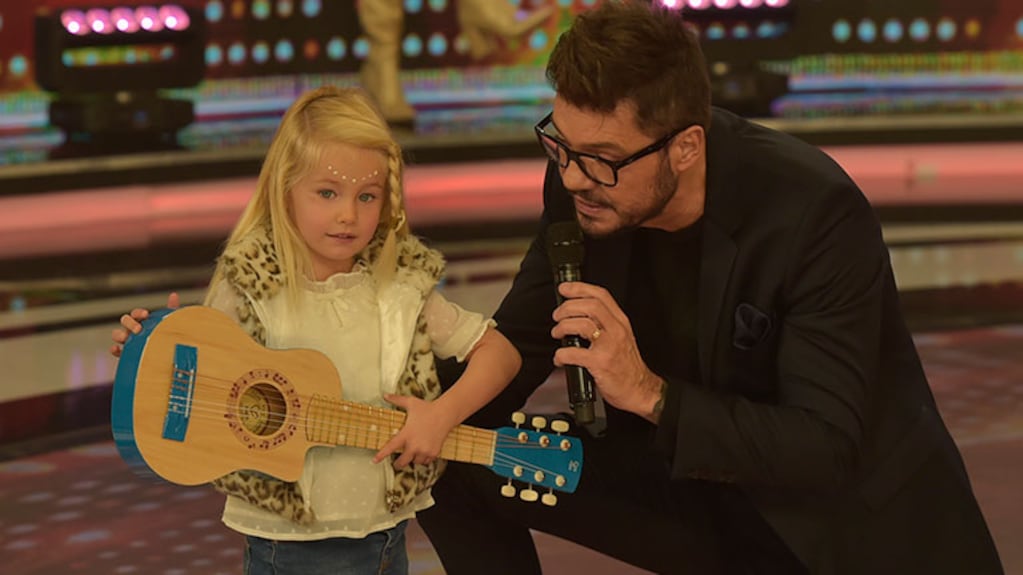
[206,264,494,540]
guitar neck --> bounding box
[304,395,497,466]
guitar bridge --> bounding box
[162,344,197,442]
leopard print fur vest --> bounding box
[209,226,447,524]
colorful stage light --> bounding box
[160,5,191,30]
[85,9,114,34]
[674,0,797,118]
[36,4,204,93]
[33,4,206,157]
[135,6,163,32]
[60,10,89,36]
[110,8,139,33]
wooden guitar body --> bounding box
[112,306,583,501]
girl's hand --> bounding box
[373,393,459,469]
[109,292,180,358]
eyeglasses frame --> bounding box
[534,112,689,187]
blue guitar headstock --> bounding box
[488,413,583,506]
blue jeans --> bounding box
[244,521,409,575]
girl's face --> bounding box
[289,142,388,280]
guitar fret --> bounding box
[387,410,399,447]
[356,405,366,449]
[312,396,323,443]
[327,398,337,445]
[368,405,377,449]
[329,399,337,444]
[366,406,375,449]
[367,406,376,449]
[309,394,498,466]
[323,396,331,444]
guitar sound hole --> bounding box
[239,383,287,436]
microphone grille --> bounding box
[546,220,584,267]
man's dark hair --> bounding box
[546,0,712,137]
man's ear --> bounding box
[670,125,705,171]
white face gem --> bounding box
[327,165,379,183]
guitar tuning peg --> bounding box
[519,487,539,502]
[511,412,526,427]
[542,491,558,507]
[531,416,547,430]
[550,420,570,434]
[501,480,516,498]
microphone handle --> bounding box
[565,359,596,424]
[556,264,595,424]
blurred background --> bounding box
[1,0,1021,573]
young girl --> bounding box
[110,86,521,575]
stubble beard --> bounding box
[575,156,678,239]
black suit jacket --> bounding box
[487,108,1002,573]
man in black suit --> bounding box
[418,1,1003,573]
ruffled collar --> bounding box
[302,261,372,294]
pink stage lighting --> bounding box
[58,5,192,36]
[36,3,205,92]
[34,2,206,156]
[135,6,163,32]
[159,5,190,31]
[660,0,683,9]
[85,9,113,34]
[110,7,139,33]
[60,10,89,36]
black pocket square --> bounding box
[733,303,773,350]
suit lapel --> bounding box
[697,108,743,387]
[697,220,736,387]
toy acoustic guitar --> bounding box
[112,306,583,504]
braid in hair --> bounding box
[385,142,408,238]
[368,141,406,284]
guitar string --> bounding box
[161,370,577,451]
[139,371,579,481]
[164,397,569,459]
[152,400,577,483]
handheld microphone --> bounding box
[546,220,596,425]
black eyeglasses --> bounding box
[534,112,688,187]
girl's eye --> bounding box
[318,189,336,199]
[359,192,378,203]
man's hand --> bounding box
[550,281,665,422]
[109,292,180,358]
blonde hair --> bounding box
[205,86,408,304]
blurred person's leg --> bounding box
[357,0,415,128]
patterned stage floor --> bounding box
[1,325,1021,574]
